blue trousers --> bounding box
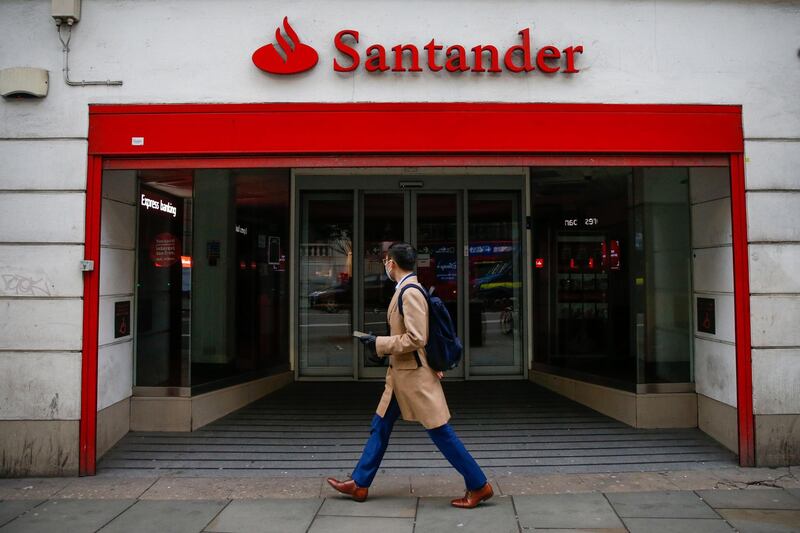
[351,395,487,490]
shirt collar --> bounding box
[396,272,415,288]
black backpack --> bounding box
[398,284,463,371]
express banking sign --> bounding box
[253,17,584,75]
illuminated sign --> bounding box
[253,18,584,76]
[149,233,180,267]
[140,193,177,218]
[563,217,599,228]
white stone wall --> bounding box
[0,140,85,422]
[746,142,800,417]
[97,170,136,411]
[690,168,736,408]
[1,0,799,458]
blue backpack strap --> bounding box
[398,283,428,316]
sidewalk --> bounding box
[1,467,798,532]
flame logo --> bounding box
[252,17,319,75]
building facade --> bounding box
[1,0,799,476]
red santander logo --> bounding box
[253,18,584,76]
[252,17,319,75]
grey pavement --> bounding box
[0,467,799,532]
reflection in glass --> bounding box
[531,167,694,390]
[363,194,404,367]
[634,168,692,383]
[468,193,523,372]
[532,169,633,387]
[134,169,291,392]
[299,194,353,375]
[416,194,459,329]
[136,179,191,387]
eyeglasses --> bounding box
[382,258,393,265]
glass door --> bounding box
[298,193,354,376]
[358,192,405,378]
[297,176,525,380]
[413,192,464,378]
[357,191,464,377]
[466,192,524,375]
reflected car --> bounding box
[472,261,519,307]
[308,279,352,313]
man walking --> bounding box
[327,242,493,508]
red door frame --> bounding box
[80,103,753,475]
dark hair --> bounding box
[387,242,417,271]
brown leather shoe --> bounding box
[450,482,494,508]
[326,477,368,502]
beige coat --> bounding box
[374,275,451,429]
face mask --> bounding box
[384,262,393,281]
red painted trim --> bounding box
[81,103,748,474]
[88,103,743,156]
[79,155,102,476]
[89,102,742,115]
[730,152,755,467]
[103,154,729,170]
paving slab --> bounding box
[53,477,157,499]
[307,515,413,533]
[0,501,44,528]
[622,517,735,533]
[514,493,625,529]
[415,495,517,533]
[321,476,410,499]
[660,469,725,490]
[318,496,416,517]
[0,479,70,500]
[698,488,800,510]
[787,489,800,500]
[495,473,592,495]
[140,477,235,500]
[0,499,134,533]
[529,529,628,533]
[579,472,680,493]
[606,490,719,518]
[716,508,800,533]
[410,473,466,497]
[99,500,228,533]
[204,499,321,533]
[225,477,322,499]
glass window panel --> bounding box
[299,193,354,375]
[135,169,291,393]
[135,177,192,387]
[531,168,634,388]
[532,167,695,390]
[416,194,459,328]
[363,193,404,367]
[634,168,692,383]
[468,193,523,372]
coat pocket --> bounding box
[391,352,420,370]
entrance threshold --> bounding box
[99,381,735,477]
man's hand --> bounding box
[358,333,383,365]
[436,371,444,380]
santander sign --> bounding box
[253,18,584,75]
